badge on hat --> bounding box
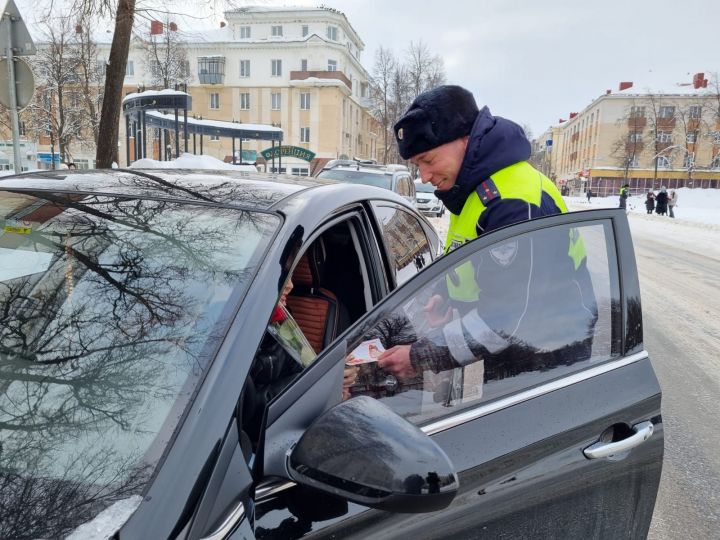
[397,128,404,140]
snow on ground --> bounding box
[565,187,720,259]
[427,187,720,259]
[130,152,258,172]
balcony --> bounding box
[627,116,647,129]
[290,70,351,90]
[657,117,676,129]
[198,56,225,85]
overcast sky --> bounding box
[14,0,720,136]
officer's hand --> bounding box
[424,294,452,327]
[378,345,416,379]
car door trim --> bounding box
[255,351,648,502]
[421,350,649,436]
[199,500,245,540]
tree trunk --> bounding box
[95,0,136,168]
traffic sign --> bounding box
[0,56,34,109]
[0,0,36,56]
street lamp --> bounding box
[649,144,694,189]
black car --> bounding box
[0,169,662,539]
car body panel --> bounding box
[0,167,661,540]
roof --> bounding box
[0,169,335,211]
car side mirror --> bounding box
[287,396,458,513]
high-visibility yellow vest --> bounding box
[443,162,585,302]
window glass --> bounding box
[371,203,433,286]
[0,191,279,521]
[347,221,616,426]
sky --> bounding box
[12,0,720,137]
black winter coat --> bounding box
[655,192,669,213]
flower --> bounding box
[270,305,287,324]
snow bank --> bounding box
[130,153,258,172]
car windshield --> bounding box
[317,169,392,190]
[415,183,436,194]
[0,190,278,536]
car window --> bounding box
[415,182,435,194]
[394,175,409,197]
[371,203,433,286]
[347,219,619,426]
[0,191,279,520]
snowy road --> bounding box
[426,205,720,538]
[628,215,720,540]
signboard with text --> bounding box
[261,145,316,162]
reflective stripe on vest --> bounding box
[443,162,570,302]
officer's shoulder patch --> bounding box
[476,179,501,204]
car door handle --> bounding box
[583,421,654,459]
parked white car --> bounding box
[414,179,445,217]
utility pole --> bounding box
[0,1,35,172]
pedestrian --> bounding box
[586,188,592,203]
[619,184,629,209]
[668,189,678,218]
[372,84,597,380]
[645,192,655,214]
[655,187,668,216]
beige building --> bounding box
[112,5,381,173]
[533,73,720,196]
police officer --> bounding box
[378,85,595,378]
[619,184,630,209]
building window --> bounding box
[686,132,697,143]
[630,106,645,118]
[271,92,281,110]
[629,155,640,168]
[291,167,309,176]
[659,106,675,118]
[689,105,702,119]
[210,134,220,141]
[19,122,26,137]
[656,131,673,143]
[655,156,670,168]
[271,59,282,77]
[300,58,307,71]
[629,132,642,142]
[96,60,106,76]
[239,59,250,77]
[302,25,308,37]
[326,25,338,41]
[300,92,311,110]
[126,60,134,76]
[197,56,225,84]
[327,59,337,71]
[210,92,220,109]
[240,25,251,38]
[712,131,720,144]
[240,92,250,110]
[271,25,283,37]
[712,154,720,169]
[300,127,310,143]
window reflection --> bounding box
[349,223,616,426]
[0,191,278,537]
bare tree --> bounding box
[26,16,86,164]
[405,40,446,99]
[611,99,647,182]
[674,97,707,184]
[74,12,104,145]
[139,16,190,89]
[371,47,397,164]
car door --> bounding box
[253,208,662,539]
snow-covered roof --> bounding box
[608,70,715,97]
[122,89,189,103]
[141,111,282,141]
[146,112,281,134]
[130,153,258,171]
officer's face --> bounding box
[411,137,469,191]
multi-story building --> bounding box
[110,5,381,173]
[536,73,720,196]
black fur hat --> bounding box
[394,85,480,160]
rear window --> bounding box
[0,190,279,536]
[415,182,436,194]
[317,169,392,190]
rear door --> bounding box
[254,209,662,539]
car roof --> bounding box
[0,168,339,211]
